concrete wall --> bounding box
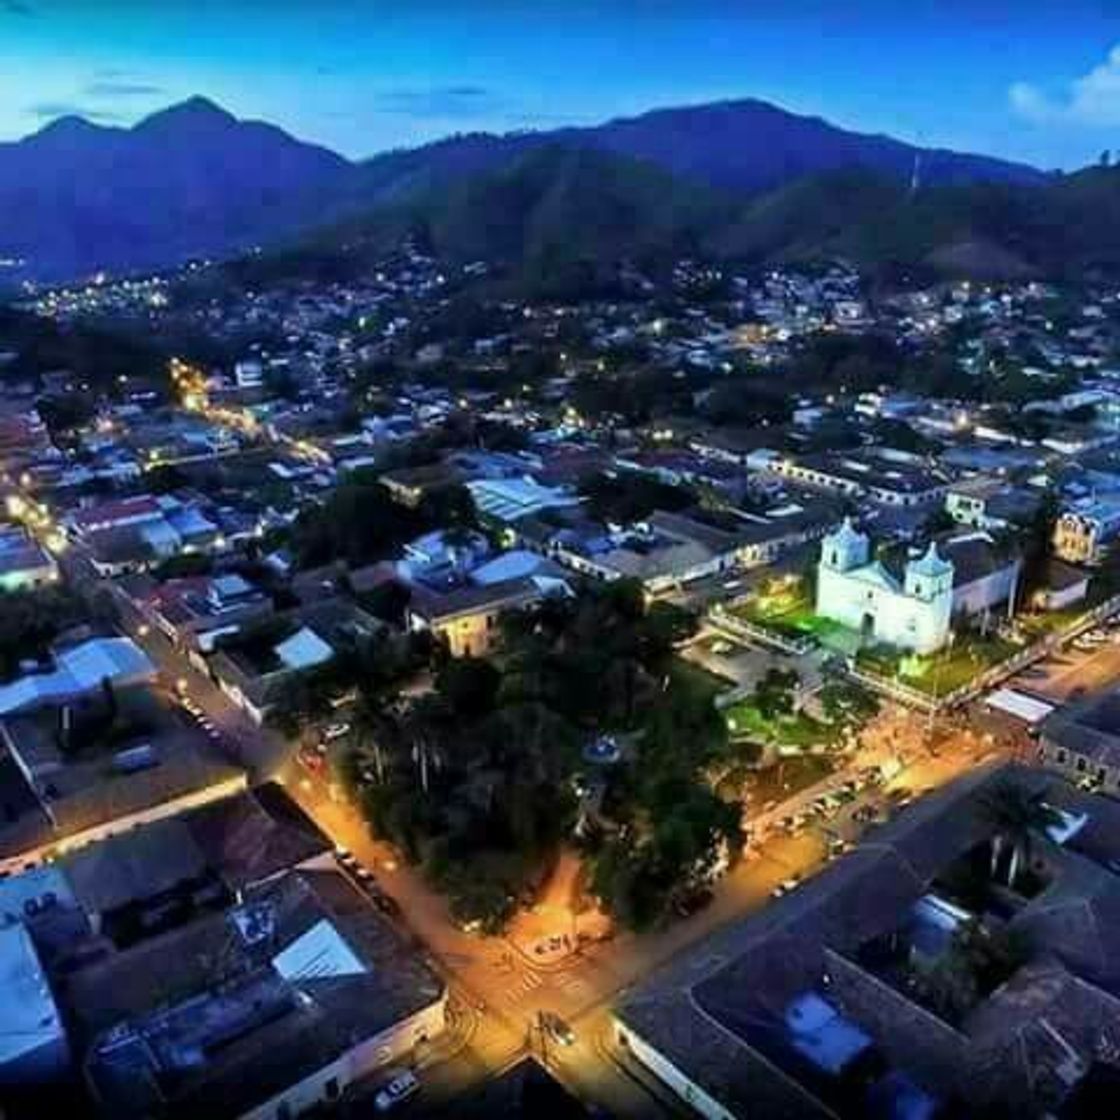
[0,772,248,876]
[1038,739,1120,795]
[952,566,1018,619]
[613,1020,736,1120]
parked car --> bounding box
[374,1070,420,1112]
[771,875,801,898]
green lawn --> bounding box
[722,699,839,749]
[727,578,863,653]
[857,633,1021,696]
[728,578,818,637]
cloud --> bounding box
[25,101,126,124]
[84,79,165,98]
[3,1,35,16]
[1011,44,1120,127]
[373,85,502,120]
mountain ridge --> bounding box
[0,95,1048,281]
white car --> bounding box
[374,1070,420,1112]
[772,876,801,898]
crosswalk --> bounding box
[498,966,593,1006]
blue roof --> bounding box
[783,991,872,1075]
[0,922,65,1067]
[470,550,546,585]
[866,1070,939,1120]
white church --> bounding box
[815,519,1020,655]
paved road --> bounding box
[1009,634,1120,704]
[40,517,1015,1117]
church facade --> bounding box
[816,520,954,654]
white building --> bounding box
[816,521,1021,654]
[816,520,953,654]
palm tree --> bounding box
[980,779,1063,891]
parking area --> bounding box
[1006,618,1120,704]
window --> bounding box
[325,1078,339,1101]
[1077,757,1087,772]
[1057,749,1068,763]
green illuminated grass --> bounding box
[722,700,838,749]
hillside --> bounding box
[714,166,1120,280]
[0,95,1047,282]
[550,99,1045,195]
[0,98,358,280]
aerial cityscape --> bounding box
[5,3,1120,1118]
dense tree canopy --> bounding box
[339,582,739,931]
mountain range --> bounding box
[8,94,1120,288]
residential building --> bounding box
[0,920,67,1087]
[1038,684,1120,794]
[0,523,58,592]
[133,572,273,654]
[754,447,952,508]
[65,869,446,1120]
[944,476,1042,531]
[0,682,244,875]
[615,765,1120,1119]
[1053,496,1120,565]
[407,566,572,657]
[0,636,157,717]
[467,475,582,527]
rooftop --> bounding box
[67,869,445,1119]
[616,765,1120,1118]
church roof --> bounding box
[825,517,867,551]
[907,541,953,579]
[846,560,900,593]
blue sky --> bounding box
[0,0,1116,169]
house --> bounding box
[380,461,463,508]
[0,523,58,592]
[615,765,1120,1119]
[137,573,273,654]
[58,783,331,945]
[1038,684,1120,794]
[815,521,1020,654]
[755,447,952,508]
[209,600,383,723]
[944,476,1042,531]
[0,921,68,1088]
[1031,561,1091,613]
[408,572,570,658]
[396,528,491,584]
[467,475,582,528]
[59,869,447,1120]
[210,623,334,724]
[0,682,245,875]
[0,636,157,717]
[65,494,221,577]
[1053,495,1120,565]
